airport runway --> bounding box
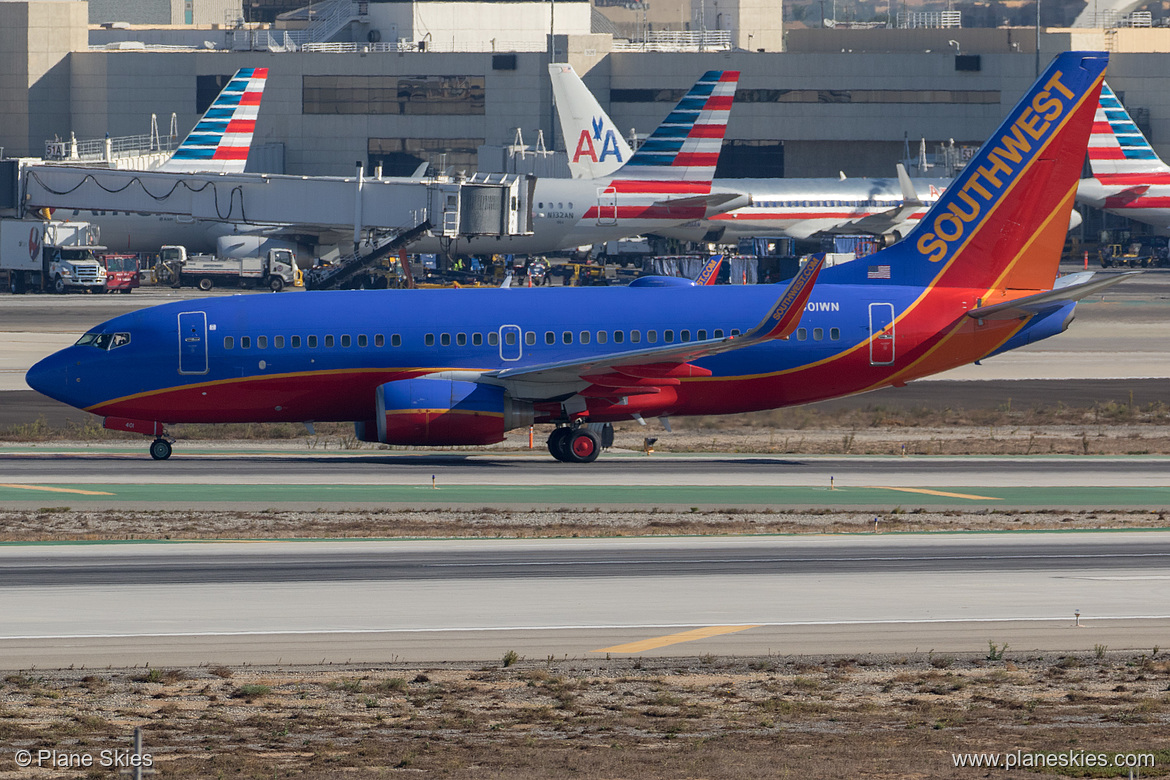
[2,532,1167,668]
[2,451,1170,508]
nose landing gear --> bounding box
[149,438,173,460]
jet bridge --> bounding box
[18,162,533,241]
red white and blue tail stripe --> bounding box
[616,71,738,182]
[1088,82,1170,185]
[161,67,268,174]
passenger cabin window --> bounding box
[647,331,657,344]
[224,336,234,350]
[796,328,807,341]
[714,329,724,339]
[596,331,607,345]
[579,331,590,345]
[472,333,482,346]
[614,331,624,344]
[504,331,516,346]
[292,335,302,348]
[830,327,841,340]
[241,336,251,349]
[545,331,555,345]
[323,335,334,348]
[731,329,741,337]
[391,334,401,347]
[697,330,707,341]
[630,331,641,343]
[813,328,824,341]
[681,330,691,342]
[664,330,675,343]
[425,334,435,346]
[257,336,268,349]
[341,335,351,347]
[275,336,285,349]
[562,331,572,344]
[373,334,383,347]
[358,334,368,347]
[488,332,499,346]
[308,335,318,348]
[441,333,451,346]
[525,332,536,346]
[457,333,467,346]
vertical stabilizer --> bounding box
[161,67,268,174]
[1087,83,1170,185]
[549,63,633,180]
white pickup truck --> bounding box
[159,245,300,292]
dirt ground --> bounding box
[1,653,1168,779]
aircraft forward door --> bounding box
[868,303,895,366]
[596,186,617,226]
[178,311,209,375]
[498,324,522,361]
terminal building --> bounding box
[3,0,1170,209]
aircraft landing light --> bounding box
[592,625,760,654]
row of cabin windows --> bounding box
[223,333,403,350]
[795,327,841,341]
[423,328,741,347]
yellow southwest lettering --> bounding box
[992,123,1032,165]
[949,189,981,222]
[977,154,1013,188]
[1018,106,1049,141]
[964,173,993,200]
[933,212,964,241]
[1045,70,1075,99]
[1032,91,1062,120]
[918,233,948,262]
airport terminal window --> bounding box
[275,336,285,349]
[546,331,556,345]
[664,330,675,343]
[368,137,482,177]
[488,332,499,346]
[471,333,482,346]
[596,331,607,345]
[358,335,368,348]
[292,336,302,348]
[614,331,624,344]
[325,335,335,348]
[341,335,351,347]
[441,333,451,346]
[457,333,467,346]
[425,334,435,346]
[224,337,234,350]
[681,330,691,342]
[813,328,824,341]
[525,332,536,346]
[612,88,998,105]
[258,336,268,349]
[562,331,573,344]
[308,76,485,116]
[830,327,841,341]
[796,328,807,341]
[241,337,251,349]
[579,331,590,345]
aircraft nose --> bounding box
[25,349,77,406]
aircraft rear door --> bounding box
[868,302,895,366]
[178,311,209,375]
[596,186,617,226]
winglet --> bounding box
[694,254,724,286]
[743,254,824,341]
[895,163,924,207]
[161,67,268,174]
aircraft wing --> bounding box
[822,164,926,237]
[483,255,823,398]
[966,272,1139,321]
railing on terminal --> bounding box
[611,30,732,51]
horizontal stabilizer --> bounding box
[966,271,1139,320]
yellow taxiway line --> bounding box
[0,484,115,496]
[869,486,1001,501]
[593,625,761,654]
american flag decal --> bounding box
[867,265,891,279]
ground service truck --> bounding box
[158,245,300,291]
[0,219,107,294]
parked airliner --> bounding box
[26,52,1124,464]
[549,62,950,243]
[411,71,748,255]
[1076,82,1170,233]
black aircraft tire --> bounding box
[547,428,572,462]
[149,439,172,461]
[567,429,601,464]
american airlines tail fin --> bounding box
[611,70,738,183]
[160,67,268,174]
[1087,82,1170,185]
[549,63,634,179]
[854,52,1106,293]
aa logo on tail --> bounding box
[573,116,624,164]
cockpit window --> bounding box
[74,331,130,351]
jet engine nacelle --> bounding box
[877,231,904,249]
[356,378,534,446]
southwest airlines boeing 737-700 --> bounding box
[27,52,1128,463]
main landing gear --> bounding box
[547,424,612,463]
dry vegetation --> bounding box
[1,652,1168,779]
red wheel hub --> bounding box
[570,434,595,458]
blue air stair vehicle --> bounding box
[411,70,748,255]
[27,52,1133,463]
[1076,82,1170,233]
